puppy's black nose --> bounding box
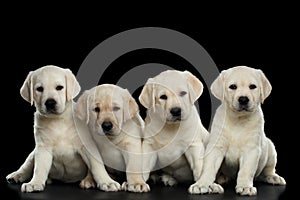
[45,99,57,109]
[238,96,249,105]
[170,107,181,117]
[102,121,113,132]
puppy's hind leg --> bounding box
[79,147,121,192]
[160,173,178,186]
[257,140,286,185]
[215,170,231,185]
[6,150,34,184]
[79,170,96,189]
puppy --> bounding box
[74,84,150,193]
[139,70,209,188]
[189,66,286,195]
[6,65,120,192]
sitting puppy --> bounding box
[6,65,120,192]
[189,66,286,195]
[74,84,149,193]
[139,70,209,189]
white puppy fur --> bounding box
[6,65,120,192]
[139,70,209,189]
[189,66,286,196]
[74,84,150,193]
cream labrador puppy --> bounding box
[6,65,120,192]
[189,66,286,196]
[139,70,209,188]
[74,84,150,193]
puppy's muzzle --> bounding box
[101,121,113,135]
[238,96,250,111]
[170,107,182,121]
[45,98,57,113]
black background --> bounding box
[2,6,295,199]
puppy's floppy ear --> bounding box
[64,68,81,101]
[74,90,90,124]
[123,89,139,122]
[20,71,34,105]
[139,78,155,109]
[256,69,272,104]
[210,71,225,101]
[183,71,203,103]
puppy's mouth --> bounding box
[167,116,182,122]
[39,108,60,115]
[234,104,254,112]
[102,130,114,136]
[46,108,59,114]
[97,127,114,136]
[237,105,250,112]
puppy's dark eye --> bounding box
[179,91,187,97]
[113,106,120,111]
[94,107,100,113]
[36,86,44,92]
[249,84,257,89]
[229,84,237,90]
[160,94,168,100]
[56,85,64,91]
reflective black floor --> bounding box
[5,181,286,200]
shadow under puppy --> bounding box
[74,84,149,193]
[6,65,120,192]
[139,70,209,190]
[189,66,286,195]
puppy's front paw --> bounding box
[21,182,45,193]
[121,182,150,193]
[98,181,121,192]
[188,183,224,194]
[6,171,30,184]
[265,175,286,185]
[161,174,177,186]
[236,186,257,196]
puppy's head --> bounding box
[20,65,80,115]
[139,70,203,123]
[211,66,272,113]
[75,84,139,136]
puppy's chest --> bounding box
[155,137,187,166]
[36,119,78,145]
[51,133,82,170]
[36,118,80,162]
[223,125,259,165]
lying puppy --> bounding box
[74,84,149,193]
[189,66,286,195]
[6,65,120,192]
[139,70,209,188]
